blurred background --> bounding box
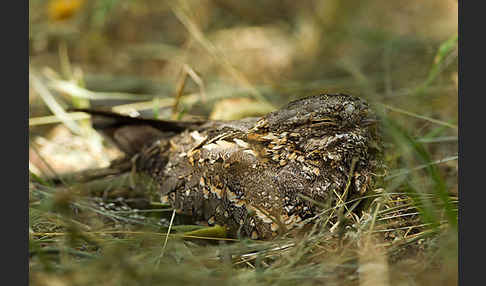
[29,0,458,176]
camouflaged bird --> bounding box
[85,94,382,239]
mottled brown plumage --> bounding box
[86,94,382,239]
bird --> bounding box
[81,93,382,239]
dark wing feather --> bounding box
[72,108,206,155]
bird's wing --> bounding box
[72,108,205,155]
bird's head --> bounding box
[260,93,377,136]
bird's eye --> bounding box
[310,117,337,127]
[311,117,334,123]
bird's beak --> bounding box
[360,118,378,127]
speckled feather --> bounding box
[88,94,382,239]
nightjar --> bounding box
[84,93,382,239]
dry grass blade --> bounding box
[29,141,61,181]
[333,157,359,225]
[155,209,176,268]
[30,72,81,134]
[31,231,240,242]
[416,136,458,143]
[29,112,90,126]
[169,0,269,105]
[385,155,458,181]
[110,94,203,115]
[49,80,151,100]
[380,103,457,129]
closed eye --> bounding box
[310,117,337,127]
